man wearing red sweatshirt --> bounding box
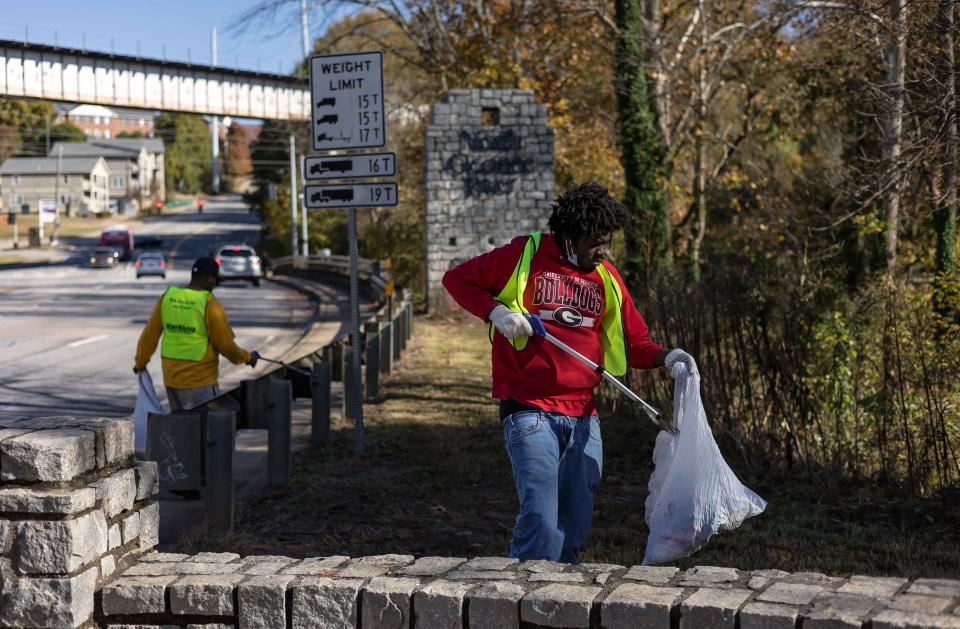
[443,182,696,563]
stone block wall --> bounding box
[0,416,159,628]
[3,419,957,629]
[97,553,960,628]
[424,88,555,311]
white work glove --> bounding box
[665,348,698,379]
[489,304,533,339]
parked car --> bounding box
[211,243,262,287]
[136,253,167,279]
[89,248,120,268]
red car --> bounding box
[100,226,134,261]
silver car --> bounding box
[213,244,262,287]
[136,253,167,279]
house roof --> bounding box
[66,103,116,118]
[103,138,165,154]
[111,106,160,119]
[53,103,159,121]
[0,156,106,175]
[50,142,141,158]
[49,138,164,158]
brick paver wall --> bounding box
[98,554,960,628]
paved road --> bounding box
[0,196,315,417]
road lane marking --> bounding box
[67,334,109,348]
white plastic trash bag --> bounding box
[643,362,766,565]
[133,370,165,453]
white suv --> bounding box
[213,243,262,287]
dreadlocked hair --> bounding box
[548,182,629,248]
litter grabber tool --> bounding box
[522,314,677,434]
[257,355,312,377]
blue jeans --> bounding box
[503,410,603,563]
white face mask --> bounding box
[566,239,600,270]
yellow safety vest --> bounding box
[490,231,628,376]
[160,287,211,362]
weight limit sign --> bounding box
[309,51,386,151]
[304,183,399,209]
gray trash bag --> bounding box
[133,370,165,453]
[643,362,766,565]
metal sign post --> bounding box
[347,205,362,455]
[308,50,395,457]
[289,134,299,256]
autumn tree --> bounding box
[616,0,668,287]
[932,0,958,318]
[49,122,85,144]
[155,113,211,194]
[0,98,57,155]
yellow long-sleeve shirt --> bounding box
[134,289,252,389]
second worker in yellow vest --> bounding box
[134,256,260,412]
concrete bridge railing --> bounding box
[1,418,959,628]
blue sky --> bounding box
[0,1,347,76]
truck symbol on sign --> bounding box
[311,189,354,203]
[310,160,352,175]
[317,114,338,125]
[316,98,336,108]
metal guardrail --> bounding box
[270,254,388,295]
[146,254,412,536]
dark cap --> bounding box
[191,256,220,276]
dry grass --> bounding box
[189,312,960,577]
[0,215,114,240]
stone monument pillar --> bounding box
[424,89,555,311]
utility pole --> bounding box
[47,144,62,246]
[210,27,220,194]
[53,144,62,242]
[301,0,311,58]
[289,134,299,255]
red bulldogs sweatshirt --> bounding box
[442,233,664,417]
